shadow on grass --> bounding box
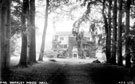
[46,68,67,84]
[8,62,67,84]
[86,63,132,84]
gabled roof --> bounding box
[83,32,91,37]
[55,31,91,37]
[55,31,72,36]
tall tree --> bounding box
[0,0,11,80]
[19,0,29,67]
[117,0,123,66]
[112,0,117,64]
[102,0,110,63]
[107,0,112,63]
[0,1,2,80]
[28,0,37,64]
[38,0,49,61]
[125,0,131,67]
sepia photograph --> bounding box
[0,0,135,84]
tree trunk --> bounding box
[117,0,123,66]
[28,0,37,64]
[19,32,27,67]
[107,0,112,63]
[0,2,2,81]
[111,0,117,64]
[125,0,131,67]
[0,0,11,80]
[19,0,29,67]
[131,39,135,68]
[102,0,110,63]
[38,0,49,61]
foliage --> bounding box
[10,0,22,57]
[71,0,135,65]
[37,0,70,14]
[10,34,21,56]
[52,36,61,51]
[72,0,105,55]
[11,16,21,37]
[11,0,22,37]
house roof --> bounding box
[83,32,91,37]
[55,31,91,37]
[55,31,72,36]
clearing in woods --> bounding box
[8,58,134,84]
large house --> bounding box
[52,31,96,58]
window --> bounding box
[83,44,87,49]
[60,37,64,40]
[64,44,67,48]
[61,44,67,48]
[87,37,90,40]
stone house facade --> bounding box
[52,32,96,58]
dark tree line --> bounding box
[0,0,70,80]
[102,0,135,67]
[0,0,37,80]
[72,0,135,68]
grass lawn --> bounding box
[4,58,135,84]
